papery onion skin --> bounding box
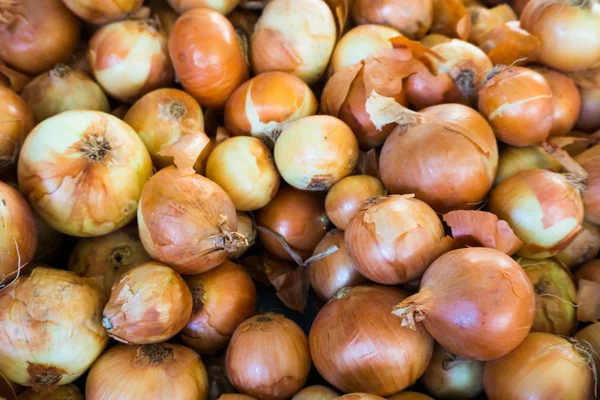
[575,145,600,224]
[229,212,257,259]
[169,8,249,108]
[351,0,433,40]
[250,0,336,85]
[535,68,581,138]
[168,0,240,14]
[62,0,143,24]
[18,110,153,237]
[292,385,339,400]
[495,145,562,184]
[181,260,257,355]
[555,221,600,269]
[576,86,600,132]
[310,285,433,396]
[0,87,34,173]
[18,384,83,400]
[575,259,600,284]
[483,333,595,400]
[102,262,193,344]
[86,343,209,400]
[0,268,108,388]
[226,313,311,400]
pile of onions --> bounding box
[575,145,600,224]
[292,385,339,400]
[62,0,142,24]
[0,87,34,173]
[576,86,600,132]
[102,262,193,344]
[19,384,83,400]
[488,169,584,258]
[483,333,596,399]
[169,8,249,108]
[21,64,109,122]
[229,212,257,259]
[393,248,535,361]
[0,268,108,388]
[310,285,433,396]
[555,221,600,269]
[86,343,209,400]
[495,144,562,184]
[535,68,581,137]
[0,0,80,75]
[345,195,452,284]
[250,0,336,85]
[351,0,432,39]
[18,110,153,237]
[181,261,257,354]
[167,0,240,14]
[225,313,311,400]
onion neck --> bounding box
[190,283,205,313]
[134,344,175,367]
[79,134,111,163]
[167,101,187,121]
[50,64,72,79]
[27,363,67,392]
[109,245,133,268]
[201,216,248,255]
[392,287,434,330]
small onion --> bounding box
[167,0,240,14]
[351,0,433,40]
[102,262,193,344]
[576,86,600,132]
[225,313,311,400]
[535,68,581,137]
[292,385,339,400]
[18,385,83,400]
[309,285,433,396]
[0,87,34,173]
[17,110,153,237]
[181,261,257,355]
[229,212,257,259]
[430,0,467,38]
[575,145,600,224]
[495,145,562,184]
[0,268,108,388]
[62,0,143,24]
[86,343,209,400]
[555,221,600,269]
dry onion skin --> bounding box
[17,110,153,237]
[86,343,209,400]
[555,221,600,269]
[181,260,257,355]
[62,0,143,24]
[0,87,34,174]
[483,333,596,400]
[0,268,108,389]
[351,0,433,40]
[18,384,82,399]
[575,145,600,224]
[250,0,337,85]
[576,86,600,132]
[225,313,311,400]
[495,144,562,184]
[167,0,240,14]
[229,212,257,259]
[21,64,110,123]
[309,286,433,396]
[393,248,535,361]
[292,385,339,400]
[535,68,581,138]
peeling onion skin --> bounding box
[181,261,257,355]
[309,286,433,396]
[554,221,600,269]
[229,212,257,259]
[225,313,311,400]
[250,0,337,85]
[168,0,240,14]
[62,0,143,24]
[575,145,600,225]
[0,268,108,388]
[292,385,339,400]
[495,145,562,185]
[535,68,581,138]
[17,111,153,237]
[86,343,209,400]
[0,87,35,174]
[483,333,596,400]
[351,0,433,40]
[18,384,83,400]
[576,86,600,132]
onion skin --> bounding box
[18,111,153,237]
[148,0,179,36]
[576,86,600,132]
[168,0,240,14]
[18,384,83,400]
[181,261,257,355]
[575,259,600,283]
[169,8,249,108]
[62,0,143,24]
[225,313,311,400]
[351,0,433,40]
[478,20,541,66]
[0,87,34,173]
[0,268,108,388]
[310,285,433,396]
[574,322,600,372]
[495,145,562,184]
[555,221,600,269]
[292,385,339,400]
[86,343,209,400]
[229,212,257,259]
[483,333,596,400]
[575,145,600,224]
[535,68,581,138]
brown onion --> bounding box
[575,145,600,224]
[431,0,468,38]
[478,20,541,66]
[18,385,83,400]
[467,4,517,46]
[226,313,311,400]
[168,0,240,14]
[181,261,257,354]
[310,285,433,396]
[351,0,432,40]
[576,86,600,132]
[62,0,143,24]
[86,343,209,400]
[292,386,339,400]
[393,248,535,361]
[555,221,600,269]
[495,144,562,184]
[0,87,34,173]
[229,212,257,259]
[535,68,582,137]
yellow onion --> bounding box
[181,261,257,355]
[102,262,193,344]
[32,214,63,263]
[555,221,600,269]
[89,19,174,103]
[483,333,596,400]
[225,313,311,400]
[62,0,142,24]
[250,0,337,85]
[310,285,433,396]
[536,68,582,137]
[0,268,108,389]
[495,145,562,184]
[477,20,541,66]
[167,0,240,14]
[576,86,600,132]
[575,322,600,372]
[229,212,257,259]
[488,169,584,259]
[0,87,34,173]
[387,393,433,400]
[21,64,109,123]
[292,386,339,400]
[351,0,432,40]
[575,145,600,224]
[18,110,153,237]
[430,0,468,38]
[18,385,83,400]
[420,34,451,47]
[0,59,31,93]
[86,343,209,400]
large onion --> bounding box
[0,87,34,173]
[0,268,108,388]
[18,384,83,400]
[576,86,600,132]
[167,0,240,14]
[393,248,535,361]
[351,0,433,40]
[62,0,143,24]
[292,386,339,400]
[310,285,433,396]
[535,68,581,137]
[555,221,600,269]
[18,110,153,237]
[495,144,562,184]
[575,145,600,224]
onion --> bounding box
[478,20,541,66]
[0,268,108,388]
[421,343,484,400]
[0,60,31,92]
[169,8,249,108]
[250,0,336,85]
[89,19,174,104]
[206,136,280,211]
[292,386,339,400]
[514,0,532,13]
[351,0,432,40]
[483,333,596,399]
[148,0,179,36]
[229,212,257,259]
[575,322,600,372]
[310,285,433,396]
[467,4,517,46]
[18,385,83,400]
[225,313,311,400]
[575,259,600,282]
[555,221,600,269]
[576,86,600,132]
[181,260,257,355]
[430,0,468,38]
[21,64,110,123]
[167,0,240,14]
[478,67,554,146]
[495,144,562,184]
[386,393,433,400]
[535,68,582,137]
[393,248,535,361]
[420,33,451,47]
[489,169,584,258]
[575,145,600,224]
[138,166,246,274]
[86,343,209,400]
[520,0,600,72]
[345,195,452,285]
[18,110,153,237]
[337,395,385,400]
[62,0,142,23]
[224,72,318,144]
[0,87,34,173]
[102,262,192,344]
